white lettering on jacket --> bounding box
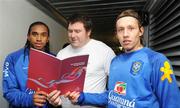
[108,90,135,108]
[3,62,9,77]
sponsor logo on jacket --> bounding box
[114,81,126,95]
[109,90,135,108]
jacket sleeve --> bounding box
[78,91,108,107]
[2,55,34,107]
[151,54,180,108]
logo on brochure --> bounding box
[130,60,143,76]
[28,67,85,89]
[114,81,127,95]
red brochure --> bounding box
[27,48,89,94]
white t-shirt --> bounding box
[57,39,115,108]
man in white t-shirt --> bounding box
[47,13,115,108]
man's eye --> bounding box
[117,28,123,32]
[75,30,81,33]
[41,33,48,37]
[31,32,38,36]
[128,27,134,31]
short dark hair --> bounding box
[24,21,50,56]
[67,13,93,32]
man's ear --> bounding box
[87,30,91,37]
[114,31,119,40]
[47,37,49,43]
[27,35,30,41]
[139,26,144,37]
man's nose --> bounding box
[36,35,42,41]
[123,29,129,37]
[70,31,76,38]
[124,29,129,36]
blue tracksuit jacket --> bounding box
[78,47,180,108]
[2,48,54,108]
